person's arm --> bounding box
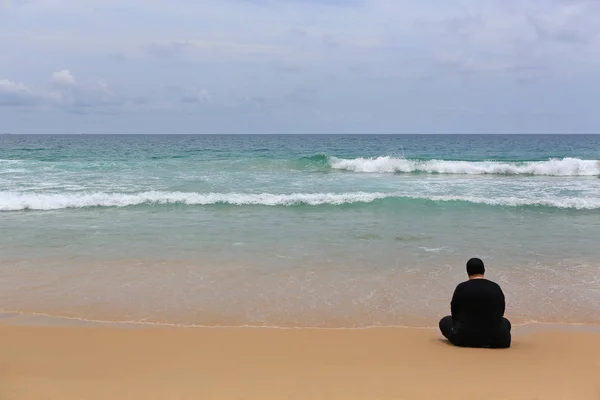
[450,285,461,322]
[497,286,506,318]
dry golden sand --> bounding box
[1,323,600,400]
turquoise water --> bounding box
[1,134,600,327]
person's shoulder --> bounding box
[484,278,501,286]
[483,279,504,290]
[454,280,470,290]
[458,279,502,289]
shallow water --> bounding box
[1,134,600,327]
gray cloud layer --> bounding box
[1,0,599,133]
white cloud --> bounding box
[0,79,53,106]
[0,71,128,111]
[51,69,76,86]
[0,79,30,95]
[181,89,212,104]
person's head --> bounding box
[466,257,485,278]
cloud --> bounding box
[0,79,44,106]
[146,39,291,61]
[2,0,600,133]
[0,70,128,112]
[51,69,76,86]
[147,41,193,59]
[181,89,212,104]
[527,2,600,44]
[439,15,482,37]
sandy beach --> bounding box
[1,321,600,400]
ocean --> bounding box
[1,134,599,328]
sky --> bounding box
[1,0,599,134]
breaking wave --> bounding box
[328,156,600,176]
[1,191,599,211]
[0,191,394,211]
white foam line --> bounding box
[2,190,599,210]
[0,310,434,330]
[2,310,599,330]
[329,156,600,176]
[0,191,394,211]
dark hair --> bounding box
[466,258,485,276]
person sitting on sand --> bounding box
[439,258,511,348]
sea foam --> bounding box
[329,157,600,176]
[1,191,600,211]
[0,191,394,211]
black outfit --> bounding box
[439,278,511,348]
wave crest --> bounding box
[329,156,600,176]
[1,191,599,211]
[0,191,394,211]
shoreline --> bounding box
[2,320,600,399]
[4,256,600,329]
[3,310,600,334]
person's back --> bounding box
[439,258,511,348]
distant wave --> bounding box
[1,191,599,211]
[299,153,329,164]
[4,156,599,177]
[328,156,600,176]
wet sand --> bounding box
[1,320,600,399]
